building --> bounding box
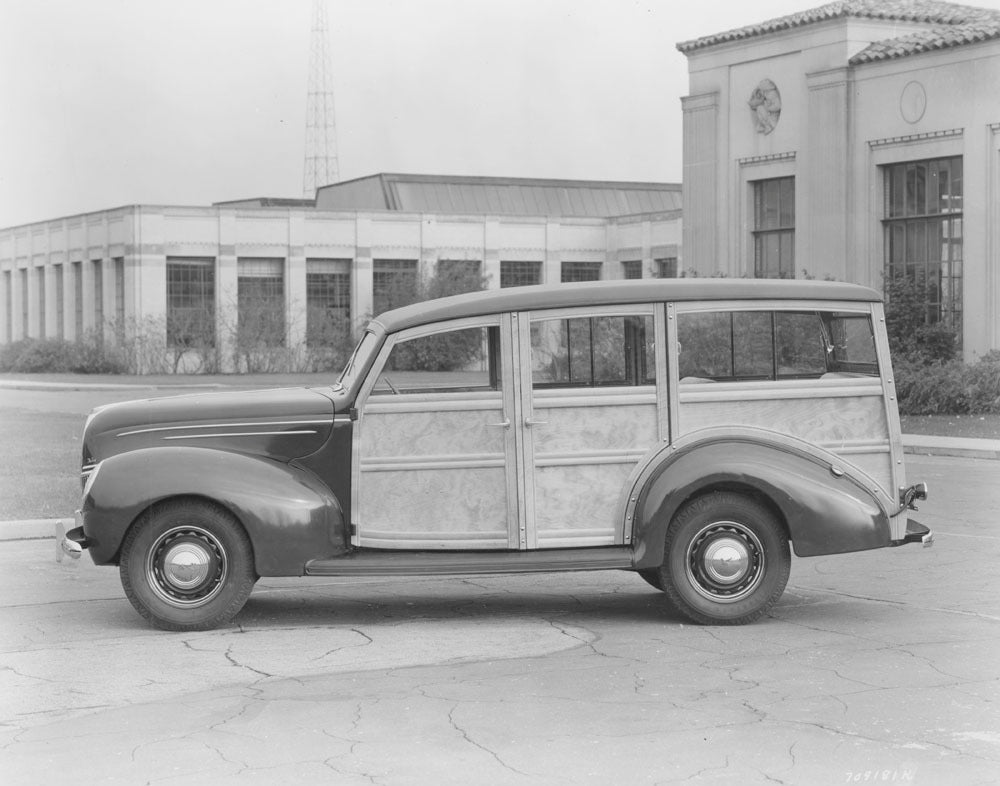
[678,0,1000,359]
[0,174,681,372]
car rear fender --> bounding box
[626,427,894,568]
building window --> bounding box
[500,260,541,288]
[373,259,418,314]
[238,258,285,347]
[37,268,46,339]
[3,271,11,342]
[655,258,678,278]
[74,263,83,339]
[113,258,125,328]
[306,258,351,347]
[55,265,65,339]
[437,260,483,294]
[167,257,216,348]
[883,156,963,336]
[93,260,104,335]
[621,260,642,280]
[21,269,28,337]
[561,261,602,282]
[753,177,795,278]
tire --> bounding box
[657,491,790,625]
[119,500,257,632]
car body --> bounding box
[64,279,931,630]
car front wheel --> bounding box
[119,500,257,631]
[657,491,790,625]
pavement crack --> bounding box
[447,704,532,777]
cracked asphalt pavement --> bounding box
[1,454,997,785]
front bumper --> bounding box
[891,517,933,548]
[60,512,90,560]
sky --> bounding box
[2,0,1000,228]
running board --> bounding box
[305,546,635,577]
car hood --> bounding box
[83,387,338,466]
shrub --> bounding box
[895,352,1000,415]
[883,274,958,364]
[966,351,1000,414]
[0,336,129,374]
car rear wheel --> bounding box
[119,500,257,631]
[657,491,790,625]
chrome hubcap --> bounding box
[146,526,227,608]
[685,521,764,603]
[162,542,212,589]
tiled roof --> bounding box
[676,0,1000,59]
[850,18,1000,62]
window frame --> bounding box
[752,176,795,279]
[673,302,879,383]
[881,155,963,337]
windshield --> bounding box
[337,331,380,390]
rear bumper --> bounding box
[890,518,933,548]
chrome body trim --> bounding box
[162,430,319,440]
[116,419,333,438]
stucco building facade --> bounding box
[0,176,681,371]
[679,0,1000,359]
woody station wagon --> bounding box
[63,279,931,631]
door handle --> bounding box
[524,417,548,427]
[488,418,511,428]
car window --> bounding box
[373,325,500,394]
[530,315,655,388]
[678,309,878,381]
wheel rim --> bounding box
[684,520,765,603]
[146,525,227,608]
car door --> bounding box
[352,315,520,549]
[516,306,668,548]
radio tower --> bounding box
[303,0,339,198]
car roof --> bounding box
[372,278,882,334]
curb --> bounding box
[902,435,1000,461]
[0,518,72,542]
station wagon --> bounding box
[64,279,931,630]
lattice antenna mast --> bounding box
[303,0,339,198]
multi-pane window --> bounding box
[621,260,642,280]
[753,177,795,278]
[306,258,351,347]
[531,315,655,387]
[21,269,28,337]
[655,258,678,278]
[373,259,418,314]
[238,258,285,347]
[500,260,542,288]
[3,271,11,342]
[561,261,602,282]
[55,265,64,339]
[167,257,216,348]
[883,156,963,333]
[37,268,45,338]
[437,260,483,294]
[93,260,104,337]
[113,258,125,327]
[74,263,83,339]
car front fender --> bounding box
[80,446,347,576]
[628,428,894,568]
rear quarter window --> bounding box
[678,309,878,382]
